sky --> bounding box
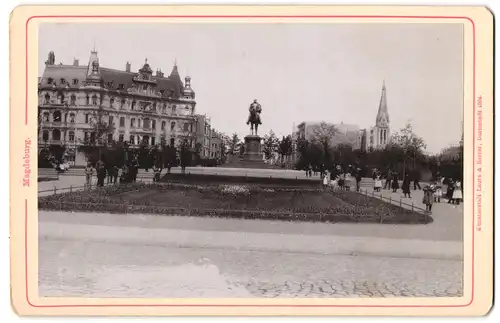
[38,23,464,154]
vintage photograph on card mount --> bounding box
[10,5,493,316]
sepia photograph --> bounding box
[34,21,468,299]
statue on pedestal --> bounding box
[246,99,262,135]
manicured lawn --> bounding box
[39,183,432,224]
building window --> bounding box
[152,120,156,130]
[119,117,125,128]
[43,112,50,122]
[131,118,136,128]
[172,105,177,113]
[84,132,89,142]
[86,95,90,105]
[119,134,124,142]
[108,116,114,127]
[70,95,76,105]
[42,130,49,141]
[60,78,66,84]
[92,95,98,105]
[68,131,75,141]
[142,136,150,145]
[183,123,190,132]
[107,134,113,143]
[121,99,125,109]
[131,101,136,110]
[161,121,166,130]
[52,129,61,141]
[58,93,65,104]
[69,113,75,123]
[53,111,62,122]
[153,102,157,111]
[138,119,142,128]
[47,78,54,85]
[85,114,90,124]
[171,121,176,131]
[72,79,78,85]
[170,138,175,147]
[44,94,50,104]
[162,103,166,114]
[110,97,115,106]
[143,118,151,129]
[129,135,135,144]
[90,132,96,143]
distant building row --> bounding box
[293,81,391,153]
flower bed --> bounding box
[160,173,320,188]
[38,183,432,224]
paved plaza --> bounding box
[38,167,464,298]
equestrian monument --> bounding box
[225,99,276,169]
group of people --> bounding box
[84,158,144,189]
[371,169,463,213]
[372,170,422,194]
[321,165,363,192]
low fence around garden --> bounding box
[357,188,428,214]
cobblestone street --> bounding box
[39,236,463,298]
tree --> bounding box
[389,123,427,178]
[78,109,116,164]
[229,133,240,155]
[277,135,293,164]
[310,122,339,168]
[262,130,279,160]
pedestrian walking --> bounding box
[433,180,442,203]
[95,159,106,187]
[374,174,383,192]
[383,170,392,189]
[446,178,456,204]
[153,164,162,182]
[106,165,114,184]
[84,162,93,190]
[391,172,400,193]
[112,165,119,184]
[422,185,434,213]
[322,171,329,188]
[355,169,362,192]
[402,173,411,198]
[412,169,422,190]
[452,180,463,205]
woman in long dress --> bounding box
[446,178,455,204]
[452,180,463,204]
[402,174,411,198]
[422,185,434,213]
[374,174,383,192]
[322,171,329,188]
[391,173,400,193]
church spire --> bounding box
[375,80,389,127]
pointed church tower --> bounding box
[374,81,390,148]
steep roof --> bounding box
[40,63,185,98]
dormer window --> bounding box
[118,84,124,90]
[60,78,66,84]
[47,78,54,85]
[72,79,79,85]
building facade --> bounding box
[194,114,212,159]
[38,50,197,166]
[209,128,223,161]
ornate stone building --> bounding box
[38,49,197,166]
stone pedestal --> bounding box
[243,135,262,161]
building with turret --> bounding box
[38,49,197,166]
